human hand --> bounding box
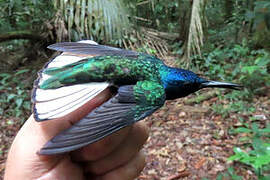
[4,88,149,180]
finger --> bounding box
[83,121,149,175]
[87,151,146,180]
[71,125,132,161]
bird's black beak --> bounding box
[200,81,243,90]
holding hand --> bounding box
[5,89,148,180]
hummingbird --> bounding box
[32,40,242,155]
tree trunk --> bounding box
[0,31,45,43]
[224,0,234,21]
[248,0,255,34]
[178,0,192,42]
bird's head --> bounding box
[161,67,242,100]
[161,68,206,99]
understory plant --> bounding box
[228,123,270,179]
[0,69,32,120]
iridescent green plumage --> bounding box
[40,54,163,89]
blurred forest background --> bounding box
[0,0,269,179]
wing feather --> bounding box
[39,94,135,154]
[39,85,165,155]
[32,41,110,121]
[47,42,138,58]
[33,83,108,120]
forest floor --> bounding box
[138,94,269,180]
[0,56,269,179]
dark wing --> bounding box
[47,42,139,58]
[39,83,166,155]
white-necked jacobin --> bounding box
[32,40,242,155]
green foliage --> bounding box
[0,0,54,32]
[246,1,270,48]
[136,45,157,55]
[203,167,243,180]
[217,167,243,180]
[192,41,270,91]
[240,49,270,89]
[205,0,246,45]
[211,95,255,118]
[246,1,270,28]
[127,0,180,32]
[183,2,270,178]
[190,41,269,116]
[0,69,32,120]
[229,123,270,178]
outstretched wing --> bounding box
[39,81,166,155]
[32,40,110,121]
[47,42,139,58]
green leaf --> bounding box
[252,123,259,133]
[7,94,16,102]
[254,155,270,169]
[228,150,242,161]
[234,127,252,133]
[239,137,251,142]
[15,69,29,76]
[228,167,243,180]
[245,11,255,21]
[242,66,259,74]
[0,73,11,78]
[216,174,223,180]
[260,128,270,134]
[23,101,31,110]
[15,98,23,108]
[260,174,270,180]
[252,138,265,153]
[255,57,270,66]
[0,73,12,84]
[227,167,235,175]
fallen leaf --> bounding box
[166,171,190,180]
[178,112,186,117]
[194,157,206,169]
[177,163,186,172]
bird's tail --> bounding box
[200,81,243,90]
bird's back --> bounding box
[40,54,164,89]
